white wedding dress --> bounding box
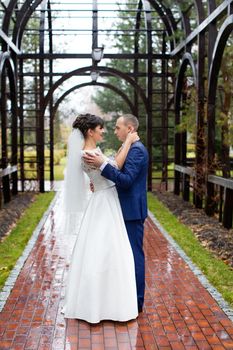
[63,148,138,323]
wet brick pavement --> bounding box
[0,192,233,349]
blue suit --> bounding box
[101,141,148,311]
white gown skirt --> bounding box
[63,186,138,323]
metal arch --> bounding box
[175,0,205,40]
[0,51,11,74]
[156,0,177,32]
[2,0,18,36]
[12,0,35,45]
[193,0,205,24]
[50,81,137,185]
[176,0,205,29]
[12,0,43,48]
[174,52,197,143]
[52,82,137,118]
[175,0,191,38]
[49,81,136,181]
[175,52,197,109]
[208,15,233,104]
[206,14,233,215]
[42,66,149,117]
[0,53,18,103]
[147,0,175,50]
[207,0,217,70]
[0,52,18,194]
[171,1,233,57]
[207,15,233,158]
[174,52,197,195]
[155,0,177,48]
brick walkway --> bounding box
[0,193,233,349]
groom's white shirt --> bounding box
[100,161,108,171]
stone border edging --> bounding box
[0,192,59,312]
[148,210,233,322]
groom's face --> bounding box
[114,117,131,142]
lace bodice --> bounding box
[81,147,116,191]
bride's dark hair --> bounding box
[72,113,104,137]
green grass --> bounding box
[148,192,233,307]
[0,192,55,290]
[24,149,66,181]
[47,157,66,181]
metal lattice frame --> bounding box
[0,0,233,227]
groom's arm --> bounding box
[101,147,146,189]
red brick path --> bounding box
[0,195,233,349]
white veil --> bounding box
[62,128,90,235]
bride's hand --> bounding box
[125,131,140,145]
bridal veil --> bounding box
[62,128,90,235]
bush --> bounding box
[22,149,66,179]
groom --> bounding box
[84,114,148,313]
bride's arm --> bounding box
[115,132,139,169]
[82,133,139,169]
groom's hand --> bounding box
[90,182,94,192]
[83,153,105,168]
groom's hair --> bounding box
[121,114,139,131]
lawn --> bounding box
[148,192,233,307]
[0,192,55,290]
[50,156,66,180]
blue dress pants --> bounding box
[125,220,145,311]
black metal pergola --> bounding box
[0,0,233,228]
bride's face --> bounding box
[90,125,105,143]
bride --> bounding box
[63,113,139,323]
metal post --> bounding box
[161,32,168,190]
[143,0,153,191]
[38,0,46,192]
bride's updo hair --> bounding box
[72,113,104,137]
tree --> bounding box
[93,0,146,115]
[216,41,233,177]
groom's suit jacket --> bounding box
[101,141,148,221]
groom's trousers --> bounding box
[125,220,145,311]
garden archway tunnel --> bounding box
[0,0,233,227]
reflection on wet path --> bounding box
[0,192,233,349]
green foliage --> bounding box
[176,77,197,145]
[0,192,55,290]
[93,0,147,114]
[93,83,131,114]
[216,43,233,149]
[148,193,233,306]
[23,149,66,179]
[21,16,40,53]
[53,157,66,181]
